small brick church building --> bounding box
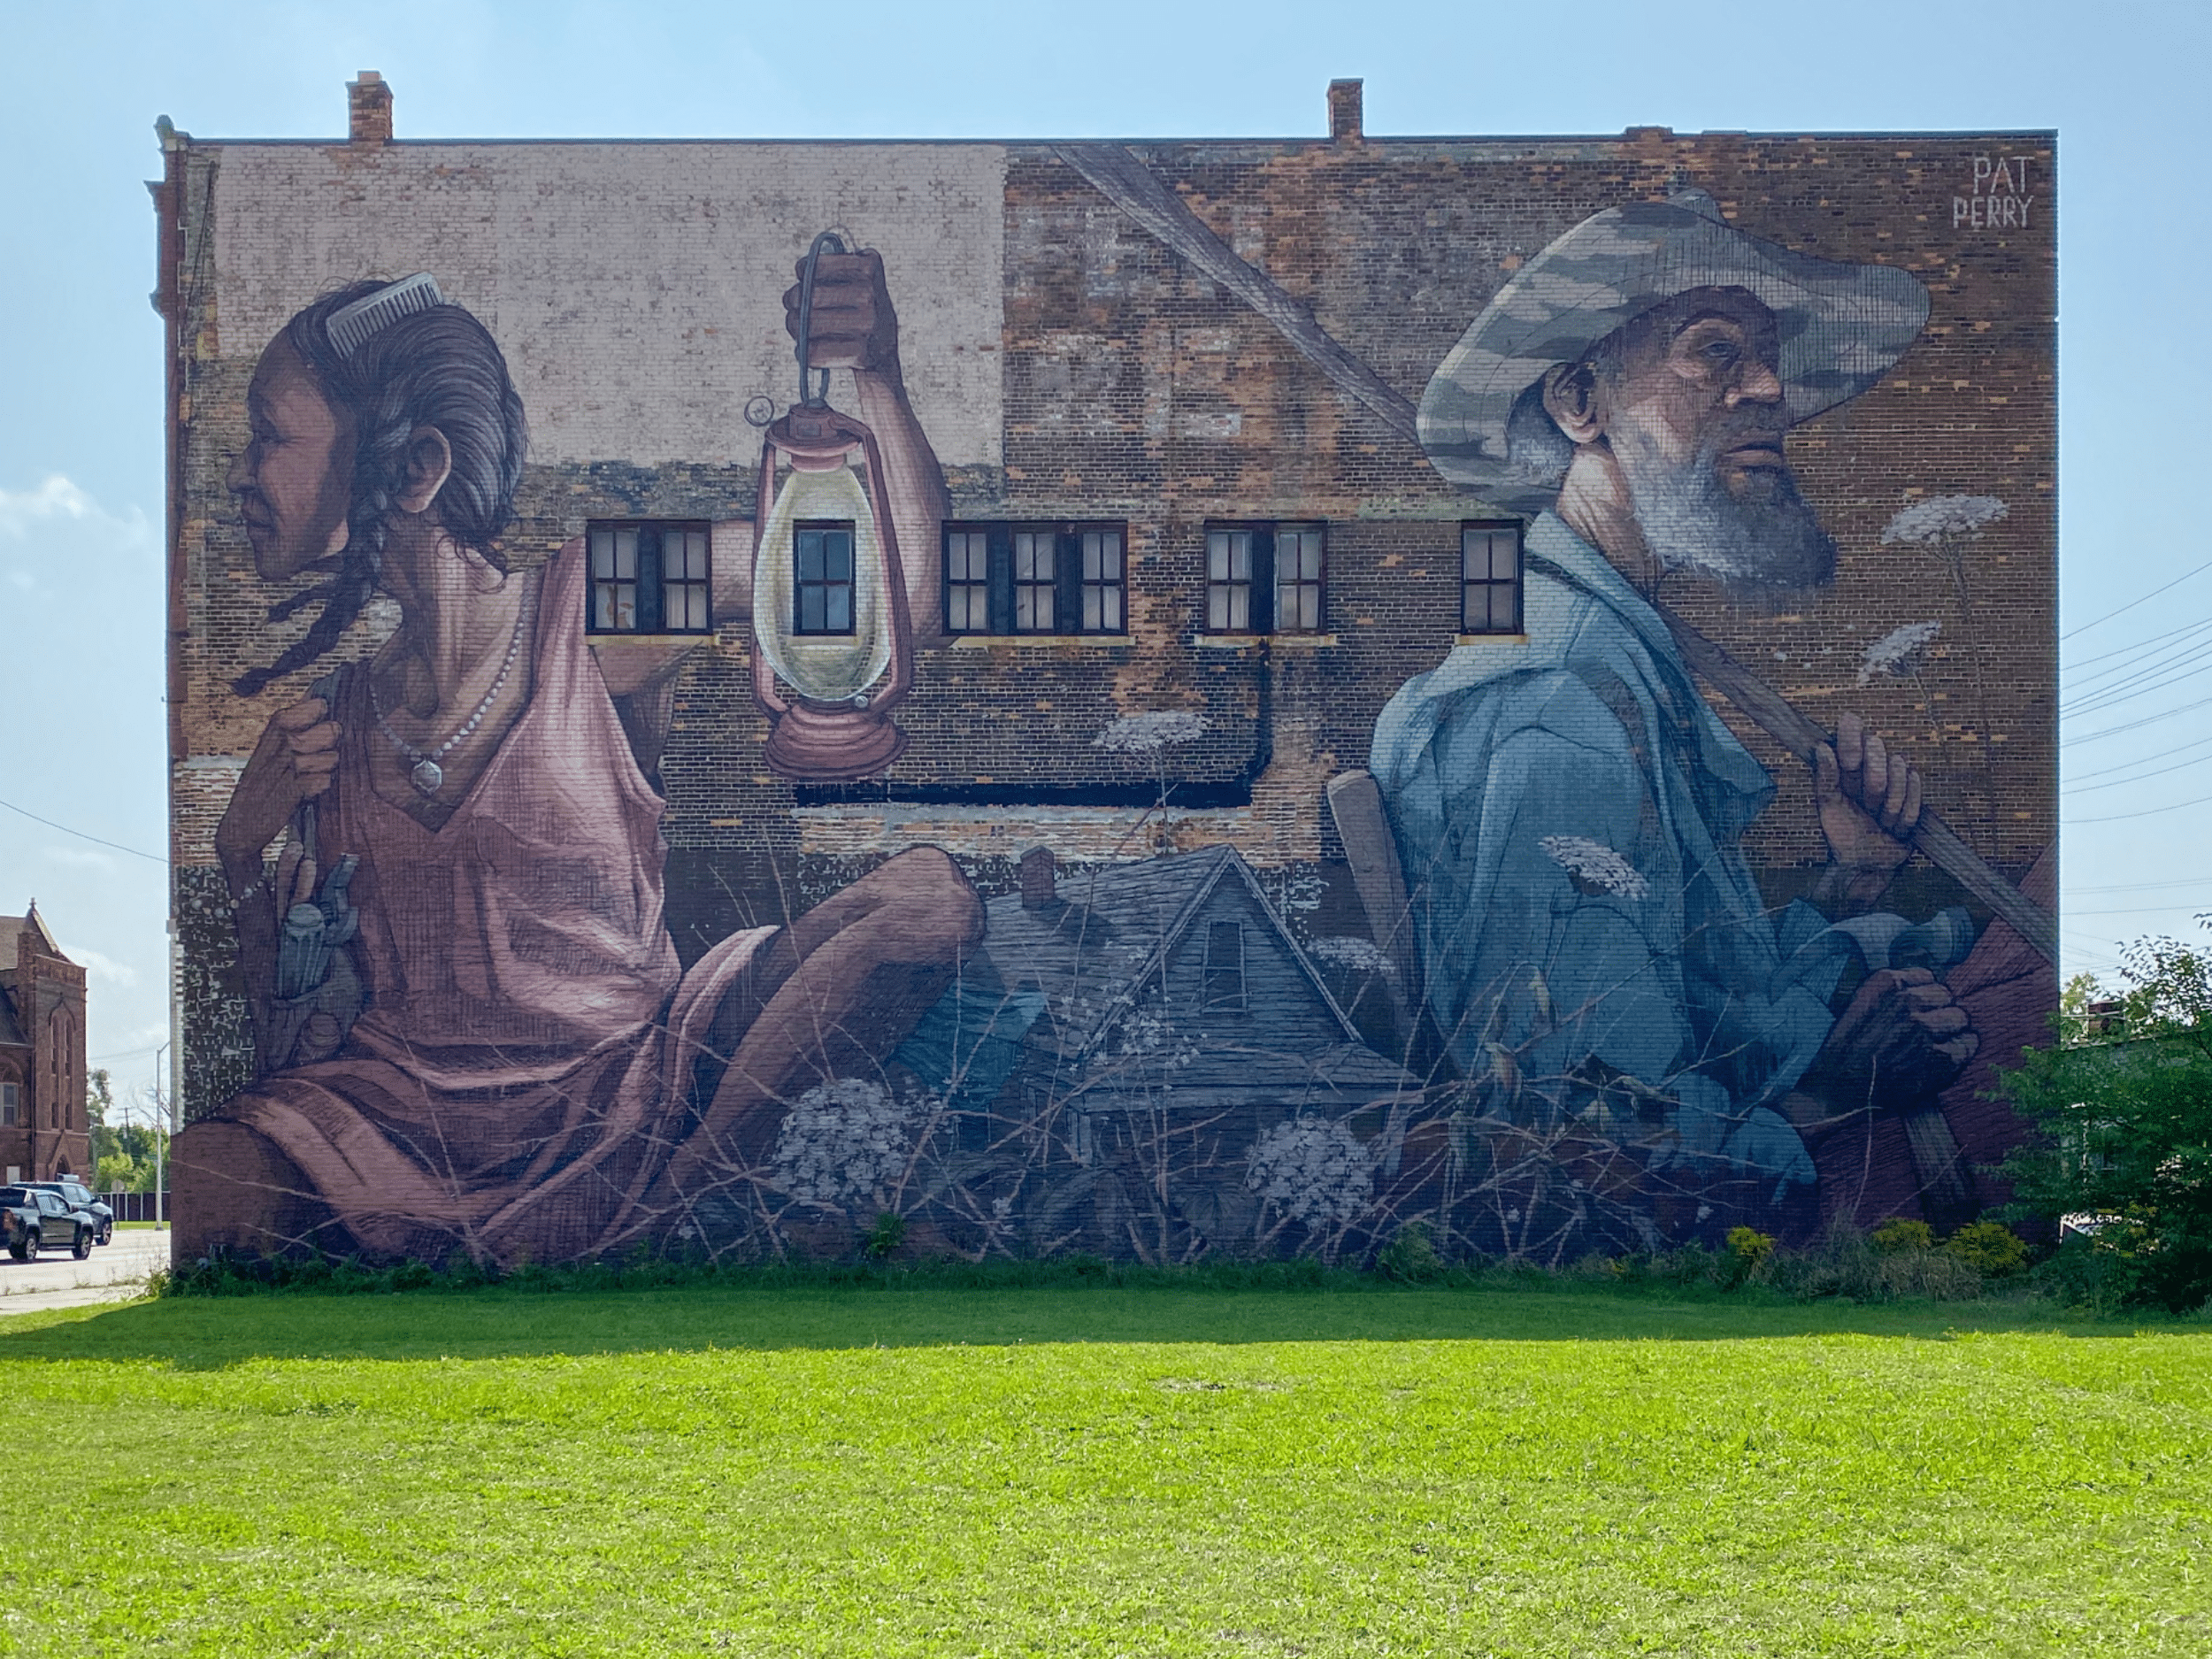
[0,905,90,1184]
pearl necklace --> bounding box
[370,581,536,798]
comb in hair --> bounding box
[325,273,446,359]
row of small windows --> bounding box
[583,518,1525,639]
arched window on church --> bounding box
[47,1008,76,1132]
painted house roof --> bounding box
[897,846,1420,1117]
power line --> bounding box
[2066,787,2212,825]
[2062,749,2212,794]
[2067,728,2212,784]
[2067,614,2212,673]
[2062,650,2212,720]
[2065,626,2212,693]
[2063,556,2212,641]
[0,795,167,864]
[2062,911,2212,925]
[2070,875,2212,894]
[2062,690,2212,748]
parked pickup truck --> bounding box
[0,1185,98,1261]
[25,1179,114,1246]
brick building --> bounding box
[157,76,2056,1263]
[0,905,90,1184]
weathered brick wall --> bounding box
[163,114,2055,1168]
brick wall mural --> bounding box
[161,80,2057,1266]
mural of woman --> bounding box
[174,267,982,1264]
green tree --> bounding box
[84,1069,166,1194]
[2001,922,2212,1310]
[87,1067,120,1171]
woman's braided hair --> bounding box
[232,281,529,697]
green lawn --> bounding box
[4,1285,2207,1657]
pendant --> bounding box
[410,758,444,796]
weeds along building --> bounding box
[157,74,2058,1266]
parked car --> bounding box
[26,1179,113,1246]
[26,1186,114,1248]
[0,1186,98,1261]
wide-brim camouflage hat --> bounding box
[1417,189,1932,511]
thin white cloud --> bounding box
[0,474,156,549]
[73,949,142,989]
[41,846,116,870]
[0,475,95,531]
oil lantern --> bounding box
[749,233,915,780]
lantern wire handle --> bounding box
[794,230,849,408]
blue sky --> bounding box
[3,0,2208,1111]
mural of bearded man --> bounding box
[1374,190,2036,1242]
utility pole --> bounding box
[150,1043,170,1230]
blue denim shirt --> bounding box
[1371,514,1845,1195]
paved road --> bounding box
[0,1228,173,1314]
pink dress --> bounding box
[228,545,774,1261]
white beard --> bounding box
[1610,426,1838,606]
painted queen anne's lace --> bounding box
[1309,936,1394,978]
[1858,619,1943,686]
[1539,835,1651,900]
[1880,495,2008,545]
[1092,710,1209,753]
[1246,1118,1375,1226]
[770,1078,925,1209]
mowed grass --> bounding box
[4,1285,2208,1657]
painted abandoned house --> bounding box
[881,843,1422,1258]
[158,73,2059,1265]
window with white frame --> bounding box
[588,521,713,634]
[0,1081,17,1128]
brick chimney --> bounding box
[1327,79,1363,144]
[349,71,393,145]
[1018,846,1057,910]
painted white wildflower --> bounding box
[770,1078,924,1209]
[1880,495,2008,545]
[1310,936,1395,979]
[1857,619,1943,686]
[1539,835,1650,901]
[1246,1118,1374,1226]
[1093,710,1210,753]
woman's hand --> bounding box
[216,696,340,890]
[783,250,902,383]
